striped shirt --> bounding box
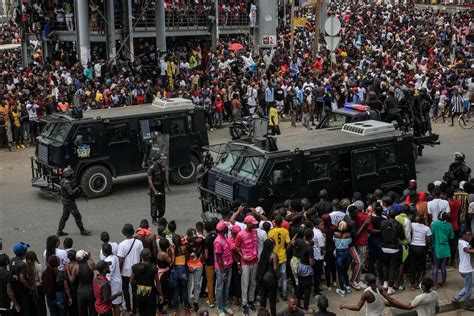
[454,190,470,222]
[451,95,463,113]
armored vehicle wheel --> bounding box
[170,156,199,184]
[80,165,113,198]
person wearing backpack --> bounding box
[431,212,454,290]
[380,209,405,295]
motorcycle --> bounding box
[228,107,266,140]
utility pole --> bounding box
[290,0,295,58]
[155,0,167,54]
[313,0,320,59]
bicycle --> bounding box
[458,107,473,129]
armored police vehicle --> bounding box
[317,103,439,159]
[31,98,209,198]
[199,120,416,215]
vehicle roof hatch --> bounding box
[342,120,396,136]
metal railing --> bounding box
[132,7,250,31]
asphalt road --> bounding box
[1,120,473,257]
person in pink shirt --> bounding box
[235,215,259,314]
[214,221,234,315]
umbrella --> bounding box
[228,43,244,51]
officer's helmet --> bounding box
[454,152,465,162]
[63,168,74,179]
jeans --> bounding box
[382,250,400,287]
[205,265,216,305]
[216,268,232,310]
[47,291,67,316]
[296,275,312,310]
[335,249,351,291]
[187,267,203,304]
[121,276,137,313]
[433,255,447,285]
[368,236,384,280]
[455,272,473,306]
[278,263,287,296]
[171,265,189,310]
[410,245,427,284]
[241,263,257,306]
[313,259,324,294]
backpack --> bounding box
[382,220,398,246]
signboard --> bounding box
[299,0,318,7]
[324,16,341,36]
[261,35,277,46]
[324,36,341,51]
[293,17,308,28]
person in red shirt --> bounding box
[447,188,461,267]
[350,205,373,290]
[213,95,224,128]
[93,260,122,316]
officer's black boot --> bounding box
[75,216,92,236]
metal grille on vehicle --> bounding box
[38,144,48,163]
[215,180,233,200]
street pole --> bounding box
[155,0,167,54]
[75,0,91,66]
[290,0,295,58]
[106,0,116,60]
[313,0,320,59]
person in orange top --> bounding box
[57,97,70,112]
[415,192,429,226]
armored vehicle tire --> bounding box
[80,165,113,198]
[170,156,199,184]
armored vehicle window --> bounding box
[305,155,330,180]
[378,145,397,168]
[106,122,130,143]
[353,150,376,176]
[270,161,293,185]
[169,117,186,136]
[76,126,95,143]
[215,152,238,173]
[49,123,70,142]
[235,157,263,182]
[323,113,350,128]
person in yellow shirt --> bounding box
[268,103,280,135]
[11,106,24,148]
[268,215,290,299]
[95,90,104,107]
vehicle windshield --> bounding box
[322,113,351,128]
[234,156,264,182]
[214,152,239,173]
[40,122,71,142]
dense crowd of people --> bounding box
[2,175,474,315]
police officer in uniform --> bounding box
[444,152,471,185]
[57,168,92,236]
[147,154,168,225]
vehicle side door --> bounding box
[377,144,405,192]
[105,121,141,175]
[304,153,342,198]
[73,124,102,162]
[263,157,301,210]
[351,148,378,195]
[164,115,191,168]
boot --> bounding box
[57,231,68,236]
[80,229,92,236]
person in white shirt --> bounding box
[409,214,432,290]
[427,188,450,224]
[99,231,119,260]
[117,224,144,314]
[43,235,70,271]
[103,243,123,316]
[453,230,474,311]
[313,219,326,295]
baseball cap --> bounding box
[13,242,29,255]
[95,260,111,272]
[216,221,229,232]
[76,250,88,261]
[255,206,264,215]
[244,215,258,225]
[231,225,241,234]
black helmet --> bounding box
[63,168,74,178]
[454,152,465,162]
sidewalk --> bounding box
[197,266,473,315]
